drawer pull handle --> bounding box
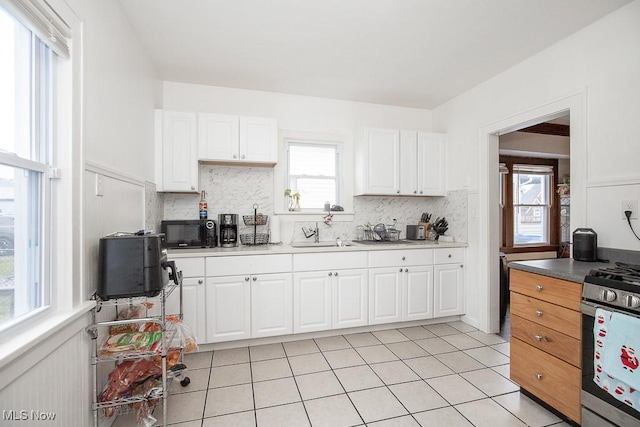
[448,254,452,258]
[535,373,543,380]
[334,272,339,276]
[399,268,403,272]
[198,279,203,284]
[245,277,250,281]
[534,335,544,341]
[252,277,257,281]
[402,256,406,261]
[535,310,543,317]
[404,268,408,272]
[535,285,543,291]
[329,272,333,276]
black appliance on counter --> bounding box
[98,233,178,300]
[161,219,217,248]
[581,263,640,426]
[574,228,598,261]
[219,214,238,247]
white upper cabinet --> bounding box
[198,114,277,164]
[356,128,445,196]
[158,110,199,193]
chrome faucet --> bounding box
[302,222,320,242]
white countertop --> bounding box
[167,240,468,258]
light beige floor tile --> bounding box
[344,332,381,347]
[149,391,207,424]
[161,420,202,427]
[172,367,209,393]
[403,356,454,379]
[491,342,511,356]
[255,402,310,427]
[367,415,420,426]
[295,370,344,400]
[373,329,411,344]
[288,352,331,375]
[398,326,436,340]
[249,343,285,361]
[441,333,485,350]
[323,348,366,369]
[315,335,351,351]
[386,341,429,359]
[212,347,249,366]
[466,330,507,345]
[356,344,399,364]
[370,360,420,385]
[423,323,460,336]
[283,339,320,356]
[304,393,363,427]
[426,374,486,405]
[205,384,254,417]
[447,321,478,333]
[334,365,385,392]
[251,357,292,382]
[202,410,256,427]
[389,380,449,413]
[493,391,562,427]
[465,346,510,367]
[492,363,510,379]
[414,337,458,354]
[455,398,527,427]
[435,351,486,373]
[210,363,252,388]
[349,386,408,423]
[460,368,519,396]
[253,377,301,409]
[184,351,213,369]
[413,407,473,426]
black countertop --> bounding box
[508,258,611,283]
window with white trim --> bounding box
[286,142,341,211]
[0,0,69,331]
[512,164,553,245]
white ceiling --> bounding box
[118,0,632,109]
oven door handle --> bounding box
[581,300,640,320]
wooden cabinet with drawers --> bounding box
[509,269,583,424]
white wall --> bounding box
[433,0,640,331]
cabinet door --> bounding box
[162,111,198,192]
[362,128,400,195]
[197,113,239,161]
[417,132,445,196]
[163,277,206,344]
[333,269,368,329]
[293,272,332,333]
[239,116,277,163]
[251,273,293,338]
[434,264,464,317]
[403,266,434,321]
[205,275,251,343]
[369,267,402,324]
[399,130,418,195]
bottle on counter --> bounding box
[199,190,208,220]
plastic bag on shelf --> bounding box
[132,377,162,426]
[110,302,155,335]
[98,330,163,356]
[165,316,198,354]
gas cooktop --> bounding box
[584,262,640,311]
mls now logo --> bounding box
[3,410,56,421]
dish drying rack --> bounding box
[240,204,270,245]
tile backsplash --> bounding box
[161,164,468,243]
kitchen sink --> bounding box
[351,239,416,245]
[289,241,352,248]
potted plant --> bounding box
[284,188,301,211]
[557,175,570,196]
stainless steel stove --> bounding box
[581,263,640,427]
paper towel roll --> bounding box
[270,215,281,243]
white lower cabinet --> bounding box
[332,269,368,329]
[404,266,434,321]
[433,249,465,317]
[251,273,293,338]
[293,272,332,333]
[165,257,206,343]
[205,275,251,343]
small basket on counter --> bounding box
[243,214,268,226]
[240,233,270,245]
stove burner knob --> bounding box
[599,289,617,302]
[623,295,640,308]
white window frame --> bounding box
[512,164,553,246]
[0,0,85,367]
[274,130,354,220]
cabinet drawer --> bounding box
[294,252,367,272]
[511,314,581,367]
[170,257,205,277]
[433,248,463,264]
[511,338,581,423]
[207,254,292,276]
[510,292,581,339]
[369,249,433,268]
[510,269,582,310]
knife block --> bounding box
[418,222,430,239]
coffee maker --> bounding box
[219,214,238,247]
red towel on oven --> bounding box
[593,308,640,411]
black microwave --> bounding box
[161,219,217,248]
